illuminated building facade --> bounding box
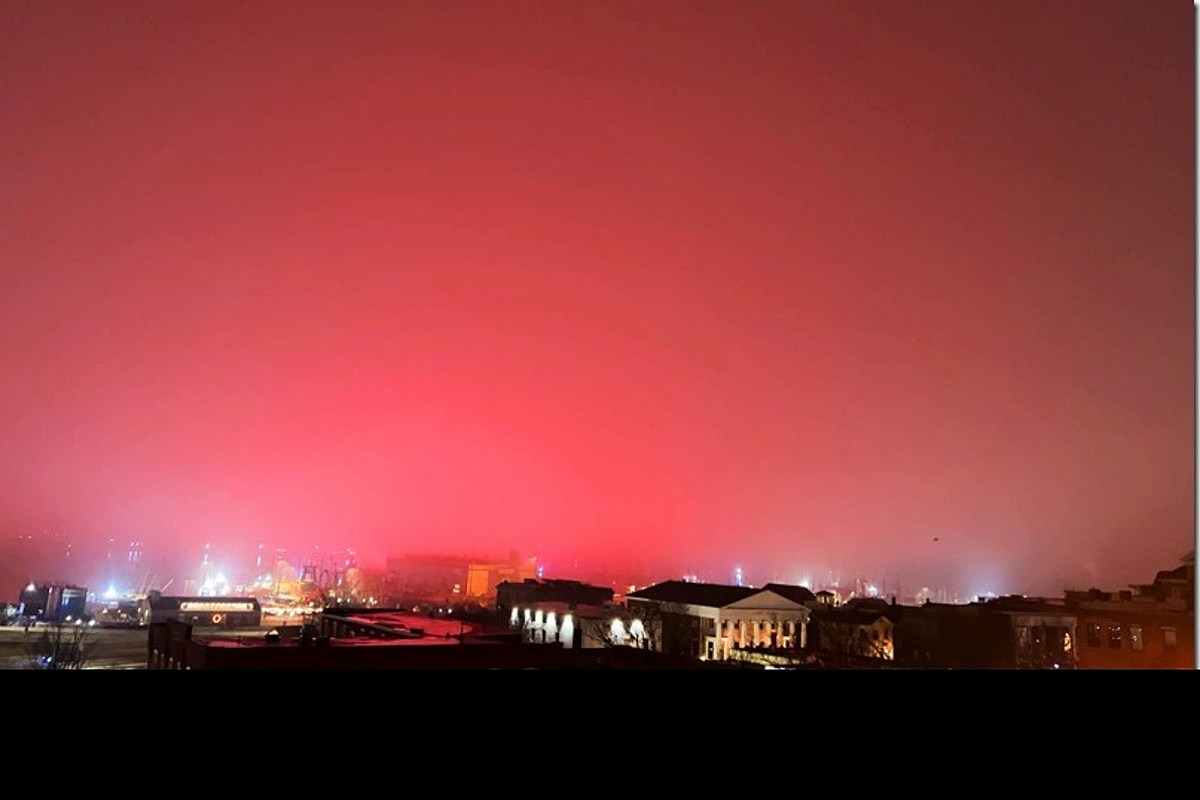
[496,580,621,649]
[626,581,814,661]
[466,555,538,601]
[141,590,262,628]
[505,601,632,649]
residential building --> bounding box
[895,596,1077,669]
[1066,555,1195,669]
[807,597,899,663]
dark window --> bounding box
[1086,623,1101,647]
[1163,627,1178,649]
[1015,626,1031,655]
[1107,625,1122,649]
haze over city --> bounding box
[1,1,1194,600]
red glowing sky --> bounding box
[0,1,1193,596]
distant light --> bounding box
[25,583,35,592]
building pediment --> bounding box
[724,589,810,612]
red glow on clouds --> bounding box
[0,1,1193,595]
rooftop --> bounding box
[626,581,759,608]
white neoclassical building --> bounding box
[625,581,815,661]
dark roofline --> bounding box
[761,583,817,604]
[812,607,894,625]
[626,580,758,608]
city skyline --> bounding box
[4,525,1190,609]
[1,2,1194,601]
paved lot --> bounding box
[0,623,291,669]
[0,625,148,669]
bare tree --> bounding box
[573,613,615,648]
[23,622,92,670]
[623,600,700,656]
[574,609,647,649]
[809,613,893,666]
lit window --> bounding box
[1129,626,1143,652]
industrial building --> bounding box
[140,590,262,628]
[17,582,88,623]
